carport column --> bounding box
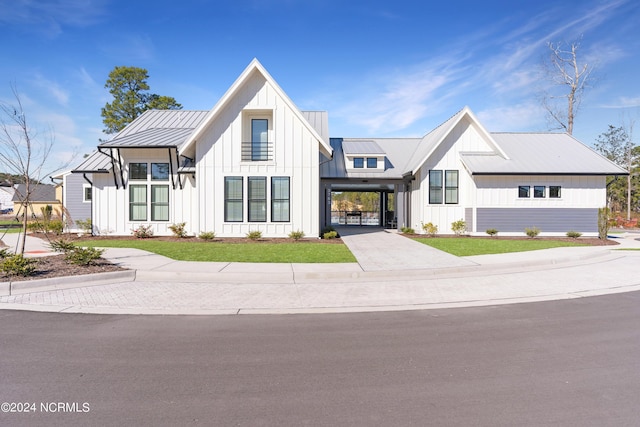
[320,182,331,233]
[395,183,405,231]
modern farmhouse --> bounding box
[72,59,627,237]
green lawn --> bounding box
[412,237,587,257]
[81,239,357,263]
[0,219,23,234]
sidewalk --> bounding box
[1,231,639,315]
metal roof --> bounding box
[71,150,112,173]
[342,140,386,155]
[321,137,421,179]
[99,110,209,149]
[301,111,330,147]
[461,133,629,175]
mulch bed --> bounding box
[0,255,126,282]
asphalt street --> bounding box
[2,292,640,427]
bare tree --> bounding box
[540,38,596,135]
[0,85,63,254]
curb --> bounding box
[1,270,136,296]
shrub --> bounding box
[451,219,467,236]
[525,226,540,238]
[323,230,338,239]
[1,254,36,277]
[598,207,610,240]
[168,222,188,238]
[0,248,11,259]
[400,226,415,234]
[49,239,76,253]
[246,230,262,240]
[421,222,438,236]
[27,218,64,235]
[65,247,105,266]
[131,225,154,238]
[198,231,216,240]
[486,228,499,237]
[566,231,582,239]
[320,226,338,238]
[75,218,92,234]
[288,230,305,241]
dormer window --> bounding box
[343,140,386,173]
[366,158,378,168]
[354,158,364,168]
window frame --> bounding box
[429,170,443,204]
[248,177,267,222]
[129,184,148,221]
[518,186,530,198]
[353,157,364,168]
[150,185,169,221]
[151,163,170,181]
[82,184,92,203]
[129,163,147,180]
[271,177,290,222]
[549,186,561,198]
[444,170,459,204]
[366,157,378,168]
[251,118,269,161]
[224,177,244,222]
[534,186,546,198]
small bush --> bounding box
[75,218,92,234]
[198,231,216,240]
[421,222,438,236]
[0,248,11,259]
[288,230,305,241]
[1,254,36,277]
[566,231,582,239]
[131,225,154,238]
[486,228,499,237]
[525,226,540,238]
[26,218,64,235]
[246,230,262,240]
[451,219,467,236]
[320,226,338,238]
[65,247,105,266]
[49,239,76,253]
[400,226,415,234]
[323,230,338,239]
[168,222,188,238]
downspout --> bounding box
[82,174,95,236]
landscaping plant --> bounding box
[421,222,438,236]
[0,254,36,277]
[198,231,216,240]
[288,230,305,241]
[451,219,467,236]
[598,207,610,240]
[525,226,541,238]
[566,231,582,239]
[168,222,188,238]
[246,230,262,240]
[65,247,105,266]
[131,225,154,238]
[485,228,499,237]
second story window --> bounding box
[251,119,269,161]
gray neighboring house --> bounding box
[11,183,59,218]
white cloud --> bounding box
[31,74,70,106]
[477,103,546,132]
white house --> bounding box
[74,59,627,237]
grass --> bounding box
[0,219,23,234]
[80,239,357,263]
[412,237,587,257]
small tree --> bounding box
[0,85,68,254]
[598,207,610,240]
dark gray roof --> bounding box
[12,184,57,202]
[461,133,629,175]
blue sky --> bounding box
[1,0,639,173]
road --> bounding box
[1,292,640,426]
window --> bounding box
[129,185,147,221]
[272,177,290,222]
[366,158,378,168]
[224,177,243,222]
[82,184,92,203]
[445,170,459,204]
[129,163,147,180]
[518,186,530,198]
[248,177,267,222]
[550,186,561,198]
[354,158,364,168]
[429,170,443,204]
[151,185,169,221]
[534,186,546,198]
[151,163,170,180]
[251,119,269,161]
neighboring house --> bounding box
[75,59,627,238]
[0,183,15,212]
[11,184,61,218]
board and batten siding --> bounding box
[476,208,598,233]
[195,70,321,238]
[63,173,91,230]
